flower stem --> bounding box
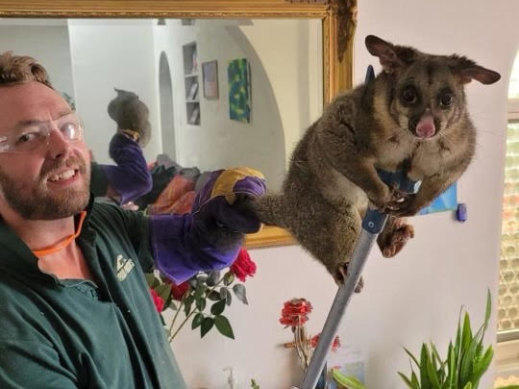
[167,274,227,342]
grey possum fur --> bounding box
[107,88,151,147]
[251,35,500,283]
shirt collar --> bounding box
[0,194,95,282]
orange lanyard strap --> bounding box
[32,211,87,257]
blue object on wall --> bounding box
[419,183,458,215]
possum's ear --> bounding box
[365,35,402,74]
[451,57,501,85]
[365,35,418,74]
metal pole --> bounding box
[300,227,382,389]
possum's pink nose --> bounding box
[415,114,436,138]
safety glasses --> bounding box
[0,112,83,153]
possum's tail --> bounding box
[249,193,289,229]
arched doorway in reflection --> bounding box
[159,51,176,160]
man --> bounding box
[0,52,265,388]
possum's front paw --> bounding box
[367,185,409,212]
[366,185,392,210]
[335,263,364,293]
[385,193,421,217]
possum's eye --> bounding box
[438,90,454,109]
[400,85,418,105]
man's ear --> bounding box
[365,35,417,74]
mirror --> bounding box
[0,0,356,248]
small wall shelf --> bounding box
[182,42,200,125]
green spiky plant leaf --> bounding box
[399,290,493,389]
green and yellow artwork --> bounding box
[228,58,251,123]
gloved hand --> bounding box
[150,167,266,283]
[99,133,152,204]
[192,167,267,248]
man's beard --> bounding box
[0,156,90,220]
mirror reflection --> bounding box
[0,18,323,192]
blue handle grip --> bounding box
[362,170,420,234]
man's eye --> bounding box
[17,132,39,144]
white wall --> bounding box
[0,25,74,100]
[68,19,161,164]
[173,2,519,388]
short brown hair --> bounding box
[0,51,52,88]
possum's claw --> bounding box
[335,263,364,293]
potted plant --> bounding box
[399,290,493,389]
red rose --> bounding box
[170,281,189,301]
[230,247,257,282]
[310,333,341,352]
[279,298,313,327]
[150,288,165,312]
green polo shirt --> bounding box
[0,198,187,388]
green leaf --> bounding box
[195,297,206,312]
[155,284,172,303]
[194,284,207,300]
[411,371,420,387]
[167,300,178,311]
[484,289,492,332]
[461,313,473,352]
[184,295,195,315]
[459,336,479,385]
[211,299,226,315]
[425,345,441,389]
[220,287,229,300]
[206,270,221,287]
[404,347,421,369]
[145,273,160,288]
[200,317,214,337]
[420,344,432,389]
[462,383,472,389]
[331,369,367,389]
[214,315,235,339]
[447,342,457,388]
[192,313,204,329]
[223,271,235,286]
[472,346,493,382]
[225,290,232,306]
[207,290,221,301]
[233,284,248,305]
[398,372,419,389]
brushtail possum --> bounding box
[251,35,500,284]
[107,88,151,147]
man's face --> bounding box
[0,82,91,220]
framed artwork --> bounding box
[227,58,251,123]
[419,183,458,215]
[202,60,218,99]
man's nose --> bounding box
[46,129,72,159]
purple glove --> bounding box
[150,167,266,283]
[99,133,152,204]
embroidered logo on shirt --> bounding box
[116,254,135,281]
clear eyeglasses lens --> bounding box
[0,113,83,153]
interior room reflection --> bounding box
[0,18,323,192]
